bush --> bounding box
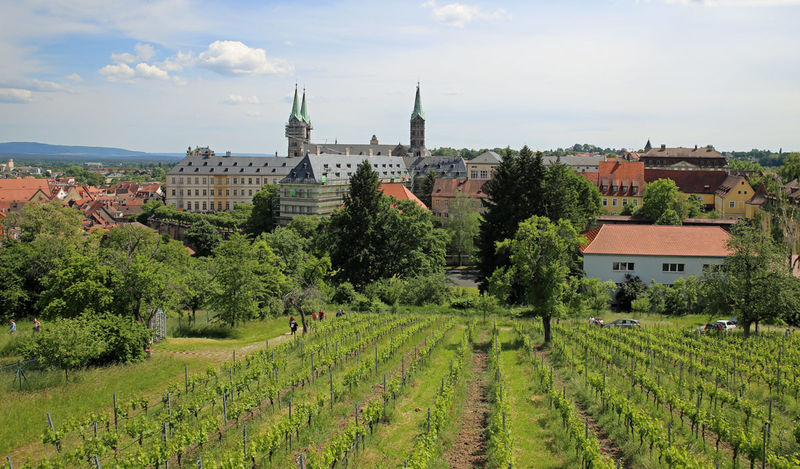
[401,273,450,306]
[350,293,384,313]
[363,277,405,306]
[22,314,150,379]
[449,296,477,310]
[631,295,651,314]
[172,323,237,339]
[332,282,357,305]
[615,275,645,312]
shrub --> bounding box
[22,314,150,380]
[331,282,357,305]
[350,293,384,313]
[615,274,645,312]
[631,295,651,314]
[363,277,405,306]
[402,273,450,306]
[173,324,237,339]
[449,296,477,310]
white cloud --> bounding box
[161,51,194,72]
[246,111,261,117]
[0,88,32,103]
[134,43,155,61]
[422,1,510,27]
[224,94,261,105]
[65,73,83,83]
[663,0,800,5]
[111,52,137,64]
[99,62,169,82]
[0,78,71,92]
[196,40,292,75]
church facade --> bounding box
[285,84,430,158]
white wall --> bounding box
[583,254,724,285]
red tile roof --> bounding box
[379,183,427,209]
[644,169,728,194]
[432,178,488,198]
[582,172,599,185]
[715,175,747,197]
[0,177,53,202]
[597,161,644,196]
[581,224,731,257]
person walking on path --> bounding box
[33,318,41,334]
[319,310,324,321]
[8,319,16,335]
[289,317,298,335]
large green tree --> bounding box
[780,153,800,183]
[209,234,264,326]
[246,184,279,235]
[445,191,481,265]
[414,171,437,209]
[542,161,602,229]
[489,216,583,342]
[639,178,681,222]
[703,223,800,335]
[184,218,222,256]
[328,160,446,286]
[477,146,546,292]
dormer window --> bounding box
[233,162,237,166]
[218,162,222,166]
[188,162,192,166]
[203,162,208,166]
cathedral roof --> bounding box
[280,154,410,185]
[411,84,425,121]
[300,89,310,123]
[289,86,302,122]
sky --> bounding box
[0,0,799,154]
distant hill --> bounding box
[0,142,158,158]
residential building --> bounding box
[587,160,645,213]
[430,178,488,218]
[542,155,604,173]
[278,154,409,223]
[640,144,728,170]
[714,175,759,219]
[0,177,54,212]
[166,150,302,212]
[644,169,728,210]
[466,151,501,180]
[581,224,730,284]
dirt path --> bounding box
[444,329,489,469]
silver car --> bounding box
[604,318,642,329]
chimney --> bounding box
[345,147,350,157]
[706,145,713,151]
[660,144,666,150]
[694,145,698,150]
[225,151,231,157]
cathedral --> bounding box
[285,84,430,158]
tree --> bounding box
[615,274,646,312]
[209,234,263,327]
[100,225,188,328]
[639,178,682,222]
[414,171,437,209]
[37,250,114,318]
[542,161,601,229]
[179,257,213,324]
[489,216,582,343]
[23,317,106,381]
[184,219,222,257]
[474,291,500,322]
[655,208,681,225]
[328,161,446,286]
[445,192,481,265]
[703,223,800,336]
[780,153,800,183]
[477,146,546,292]
[246,184,279,235]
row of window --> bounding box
[178,201,232,211]
[171,176,274,185]
[470,170,490,179]
[171,188,255,197]
[611,262,687,273]
[602,198,639,207]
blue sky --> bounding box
[0,0,798,154]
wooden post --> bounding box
[330,370,334,410]
[47,413,60,452]
[223,392,228,423]
[427,408,431,433]
[243,424,248,457]
[185,365,189,392]
[113,392,118,432]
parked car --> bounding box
[704,322,726,332]
[604,319,642,329]
[716,320,736,330]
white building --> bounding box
[581,224,731,285]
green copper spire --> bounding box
[300,88,310,123]
[411,83,424,121]
[289,85,302,121]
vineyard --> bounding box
[3,313,800,469]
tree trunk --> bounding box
[743,320,752,337]
[288,298,308,334]
[192,307,197,325]
[543,315,552,343]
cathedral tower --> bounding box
[286,86,312,156]
[410,84,426,157]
